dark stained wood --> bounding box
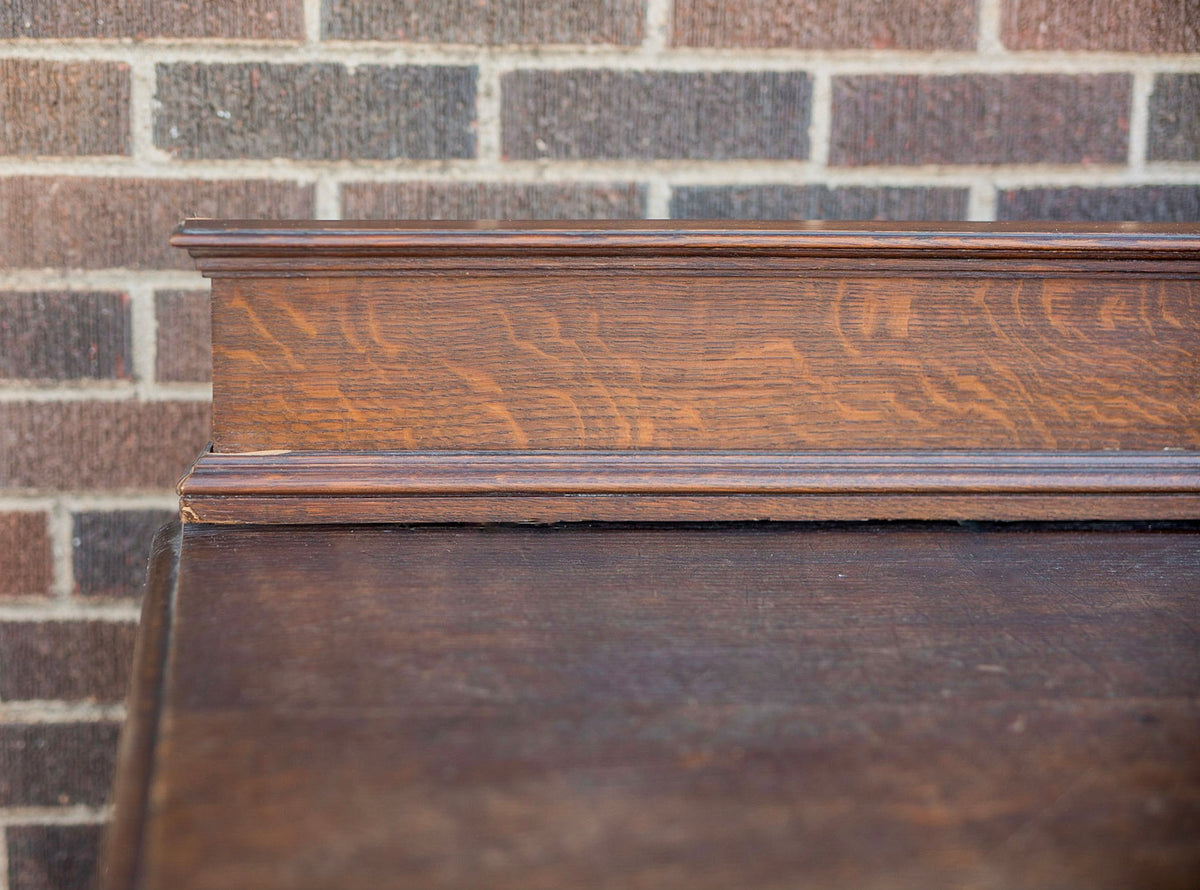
[181,493,1200,523]
[100,522,180,890]
[172,219,1200,268]
[102,224,1200,888]
[114,521,1200,890]
[166,220,1200,521]
[179,450,1200,522]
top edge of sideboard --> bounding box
[172,220,1200,273]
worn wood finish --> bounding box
[179,450,1200,522]
[111,521,1200,890]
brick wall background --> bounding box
[0,1,1198,887]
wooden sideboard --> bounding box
[103,222,1200,890]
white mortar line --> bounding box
[1128,69,1154,171]
[0,383,134,401]
[806,68,832,169]
[65,494,178,512]
[642,0,673,54]
[0,382,208,403]
[967,183,998,220]
[0,270,206,290]
[313,176,341,218]
[0,702,126,723]
[128,57,166,162]
[644,178,671,219]
[0,156,329,178]
[303,0,322,44]
[2,40,1200,72]
[0,498,55,512]
[126,282,157,397]
[0,602,142,621]
[977,0,1005,55]
[3,155,1197,186]
[474,55,503,164]
[0,806,113,827]
[47,501,75,601]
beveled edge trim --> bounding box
[173,220,1200,276]
[178,450,1200,523]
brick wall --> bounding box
[1,1,1198,887]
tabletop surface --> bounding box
[116,521,1200,890]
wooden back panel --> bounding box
[173,221,1200,522]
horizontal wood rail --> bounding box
[174,220,1200,522]
[179,450,1200,523]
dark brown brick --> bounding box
[0,292,130,381]
[7,824,102,890]
[673,0,975,49]
[0,622,137,701]
[155,63,476,160]
[1002,0,1200,51]
[0,178,312,270]
[0,723,118,806]
[0,0,303,38]
[0,513,52,599]
[155,290,211,383]
[502,70,811,160]
[342,182,646,219]
[322,0,643,44]
[73,511,176,599]
[670,185,969,220]
[0,401,210,491]
[831,74,1130,166]
[997,186,1200,222]
[0,60,129,156]
[1149,74,1200,163]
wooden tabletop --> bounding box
[107,521,1200,890]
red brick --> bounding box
[0,723,119,806]
[0,512,52,598]
[0,400,210,491]
[1,0,303,38]
[7,824,102,890]
[73,511,176,599]
[156,290,211,383]
[1149,74,1200,163]
[997,186,1200,222]
[341,182,646,219]
[503,70,811,160]
[831,74,1130,166]
[0,292,130,381]
[670,185,968,219]
[155,63,476,161]
[322,0,643,44]
[0,178,313,270]
[673,0,975,49]
[1002,0,1200,51]
[0,61,129,156]
[0,621,137,701]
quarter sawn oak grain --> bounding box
[169,220,1200,521]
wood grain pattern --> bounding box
[178,450,1200,522]
[114,522,1200,890]
[172,219,1200,269]
[211,273,1199,452]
